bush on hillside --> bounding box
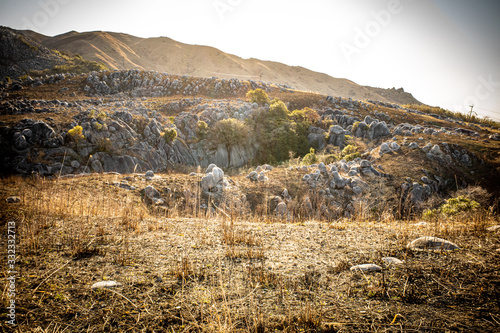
[269,99,289,121]
[423,195,481,220]
[163,128,177,144]
[197,121,209,139]
[342,144,361,162]
[67,125,85,142]
[290,107,319,125]
[246,88,270,106]
[302,148,318,165]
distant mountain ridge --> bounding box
[7,27,421,105]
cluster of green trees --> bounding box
[205,89,320,165]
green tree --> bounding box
[207,119,250,167]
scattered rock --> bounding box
[281,188,291,200]
[6,196,20,203]
[91,160,104,173]
[382,257,404,265]
[408,142,419,149]
[201,173,217,191]
[414,221,428,227]
[246,171,258,181]
[274,201,288,218]
[201,165,224,191]
[430,145,443,156]
[488,134,500,141]
[212,166,224,183]
[379,143,391,155]
[407,236,459,251]
[486,225,500,232]
[144,185,164,205]
[422,143,433,153]
[350,264,382,272]
[91,281,121,290]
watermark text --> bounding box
[6,221,17,326]
[340,0,409,63]
[21,0,71,31]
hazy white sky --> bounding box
[1,0,499,119]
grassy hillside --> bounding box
[33,29,421,105]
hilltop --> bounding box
[9,27,422,105]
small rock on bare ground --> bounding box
[91,281,121,290]
[413,221,428,227]
[6,196,20,203]
[350,264,382,272]
[407,236,459,251]
[486,225,500,232]
[382,257,404,265]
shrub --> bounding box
[269,99,289,121]
[341,144,360,162]
[290,107,319,125]
[440,196,480,217]
[92,121,103,131]
[247,98,311,164]
[29,53,109,76]
[163,128,178,144]
[302,148,318,165]
[324,154,337,164]
[97,112,107,121]
[342,144,358,156]
[197,121,209,139]
[67,125,85,142]
[343,152,361,162]
[96,138,112,152]
[422,209,439,221]
[246,88,270,106]
[351,121,360,133]
[422,195,480,220]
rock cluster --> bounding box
[295,158,383,218]
[246,164,273,182]
[201,164,225,192]
[84,70,273,99]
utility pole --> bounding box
[468,104,476,119]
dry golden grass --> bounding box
[2,70,500,332]
[1,173,500,332]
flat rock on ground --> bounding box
[350,264,382,272]
[91,281,121,290]
[407,236,459,251]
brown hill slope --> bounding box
[38,29,421,105]
[0,26,63,79]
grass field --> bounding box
[1,172,499,332]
